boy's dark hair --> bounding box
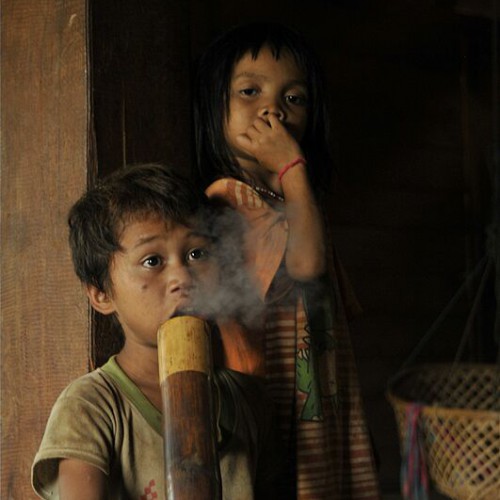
[68,163,209,293]
[194,22,333,200]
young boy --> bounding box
[31,163,283,499]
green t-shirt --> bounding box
[32,356,282,499]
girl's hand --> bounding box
[236,114,326,281]
[235,114,304,173]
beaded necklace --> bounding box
[253,185,285,203]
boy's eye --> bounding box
[285,94,307,106]
[186,247,210,262]
[142,255,163,268]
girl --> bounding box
[194,22,381,500]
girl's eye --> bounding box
[239,88,258,97]
[142,255,163,268]
[186,247,210,262]
[285,94,307,106]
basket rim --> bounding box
[386,391,499,419]
[386,362,500,418]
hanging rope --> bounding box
[388,254,490,387]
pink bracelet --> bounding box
[278,157,306,182]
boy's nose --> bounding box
[167,265,193,294]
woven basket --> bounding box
[387,364,500,500]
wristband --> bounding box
[278,157,306,182]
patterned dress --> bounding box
[207,178,381,499]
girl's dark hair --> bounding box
[68,163,210,293]
[194,22,334,200]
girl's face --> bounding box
[224,46,308,168]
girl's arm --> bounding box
[236,114,326,282]
[279,159,326,281]
[58,458,108,500]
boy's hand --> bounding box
[235,114,304,173]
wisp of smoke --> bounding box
[190,205,265,330]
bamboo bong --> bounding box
[157,315,222,500]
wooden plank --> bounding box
[1,1,90,497]
[92,0,192,176]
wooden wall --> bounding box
[91,0,192,178]
[1,1,90,498]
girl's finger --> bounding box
[235,133,253,150]
[253,117,272,131]
[246,125,260,139]
[267,114,284,129]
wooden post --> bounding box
[1,1,90,498]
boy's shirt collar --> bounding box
[100,355,232,448]
[101,355,163,435]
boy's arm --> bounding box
[58,458,108,500]
[32,373,119,499]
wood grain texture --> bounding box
[1,1,90,498]
[91,0,192,176]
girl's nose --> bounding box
[259,102,285,122]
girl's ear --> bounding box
[86,284,116,315]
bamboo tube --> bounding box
[157,315,222,500]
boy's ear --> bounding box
[86,284,116,315]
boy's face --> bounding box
[88,215,218,349]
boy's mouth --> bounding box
[171,296,196,318]
[171,306,195,318]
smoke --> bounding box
[189,205,266,330]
